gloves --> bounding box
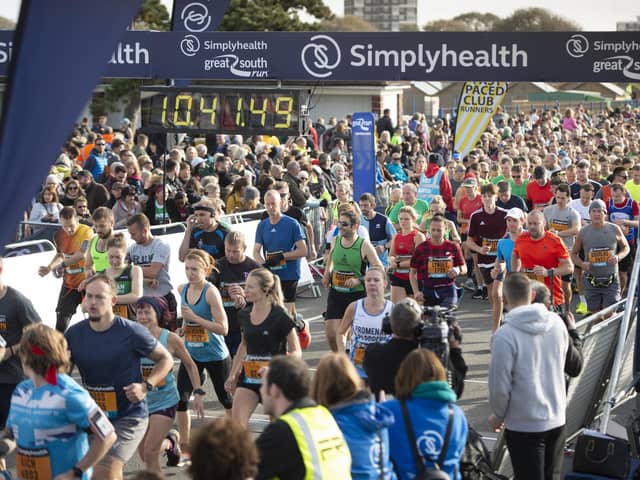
[263,252,285,268]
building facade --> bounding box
[344,0,418,31]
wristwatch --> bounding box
[193,388,206,396]
[144,380,155,392]
[72,465,84,478]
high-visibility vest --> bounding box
[279,405,352,480]
[417,167,444,203]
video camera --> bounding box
[382,304,461,369]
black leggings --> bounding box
[505,425,565,480]
[176,357,233,410]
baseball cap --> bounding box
[589,199,607,212]
[462,177,477,188]
[76,169,91,178]
[558,149,567,157]
[191,157,206,169]
[533,166,546,180]
[505,207,525,222]
[452,151,461,160]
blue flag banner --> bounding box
[352,113,377,203]
[0,31,637,82]
[171,0,230,32]
[0,0,142,247]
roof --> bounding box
[599,82,627,96]
[531,82,556,93]
[410,81,446,95]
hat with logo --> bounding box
[589,199,607,212]
[462,177,477,188]
[505,207,525,222]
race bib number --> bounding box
[243,356,271,384]
[87,386,118,419]
[16,447,52,480]
[0,314,6,331]
[185,323,209,345]
[588,248,611,267]
[428,257,453,279]
[549,220,569,232]
[522,269,545,283]
[219,284,234,308]
[266,250,286,271]
[395,255,412,274]
[482,238,499,256]
[332,271,355,292]
[353,346,366,367]
[142,365,166,387]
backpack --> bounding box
[460,427,508,480]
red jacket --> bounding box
[425,163,454,212]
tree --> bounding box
[0,16,15,30]
[218,0,334,31]
[491,8,580,31]
[423,8,580,32]
[90,0,171,122]
[320,15,378,32]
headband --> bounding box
[194,206,215,214]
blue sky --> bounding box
[0,0,637,30]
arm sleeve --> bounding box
[488,333,515,421]
[293,221,305,243]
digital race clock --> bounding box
[140,87,301,135]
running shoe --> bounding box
[576,302,588,315]
[165,429,181,467]
[472,287,484,300]
[463,278,476,291]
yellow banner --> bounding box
[453,82,508,157]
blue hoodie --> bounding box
[383,382,468,480]
[331,393,397,480]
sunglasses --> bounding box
[339,221,352,227]
[67,186,78,190]
[96,143,106,146]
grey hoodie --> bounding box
[489,303,569,432]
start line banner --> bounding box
[0,31,638,82]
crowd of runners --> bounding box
[0,102,638,479]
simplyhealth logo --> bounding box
[181,2,212,32]
[566,34,589,58]
[301,35,341,78]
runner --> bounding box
[135,296,205,472]
[466,183,507,305]
[0,256,42,473]
[322,207,383,352]
[3,324,116,479]
[212,231,261,357]
[543,183,581,315]
[571,200,630,314]
[491,208,526,332]
[457,177,482,292]
[335,266,393,378]
[253,190,308,318]
[410,214,466,307]
[388,206,425,302]
[84,207,114,279]
[512,211,573,313]
[569,183,595,314]
[359,192,395,268]
[176,249,233,455]
[38,206,93,332]
[65,274,173,480]
[607,183,639,294]
[224,268,301,427]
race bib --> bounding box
[428,257,453,279]
[266,250,286,271]
[242,355,271,384]
[185,323,209,345]
[86,385,118,419]
[588,247,611,267]
[142,365,166,387]
[219,283,234,308]
[16,447,52,480]
[522,269,545,283]
[353,346,366,367]
[549,220,569,232]
[395,255,413,274]
[0,314,6,331]
[332,271,355,292]
[482,238,499,256]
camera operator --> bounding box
[363,298,466,399]
[530,280,583,378]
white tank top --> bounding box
[349,298,393,376]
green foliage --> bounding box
[218,0,334,31]
[320,15,378,32]
[423,8,581,32]
[135,0,170,31]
